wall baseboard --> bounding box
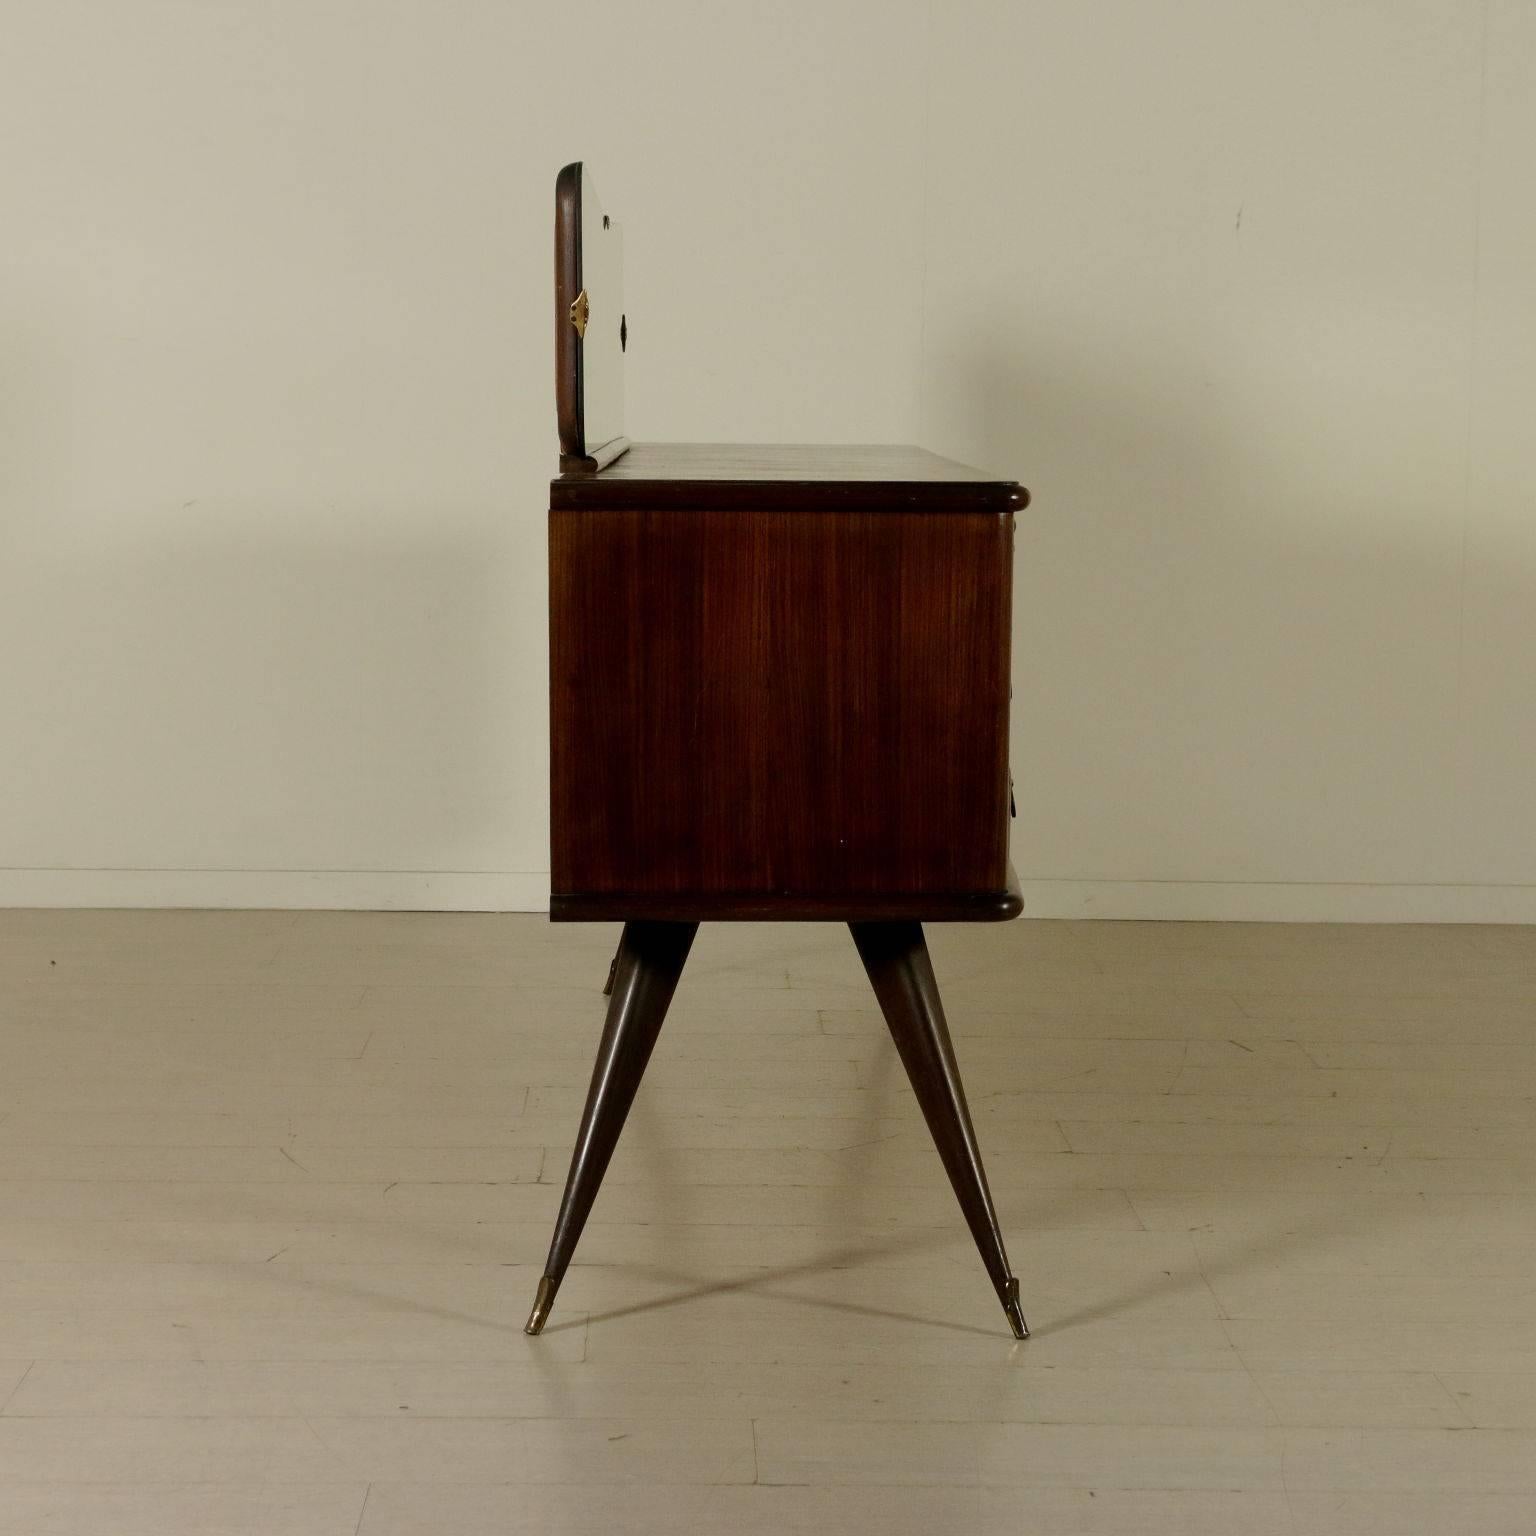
[1015,880,1536,924]
[2,870,1535,923]
[0,869,551,911]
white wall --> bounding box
[1,1,1532,921]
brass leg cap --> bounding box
[1002,1276,1029,1340]
[524,1275,558,1336]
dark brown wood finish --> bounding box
[553,162,584,466]
[553,879,1023,924]
[539,167,1032,1338]
[524,919,698,1336]
[555,162,630,472]
[550,446,1020,920]
[850,920,1028,1338]
[555,441,1031,513]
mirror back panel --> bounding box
[554,162,627,470]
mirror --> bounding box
[554,162,628,469]
[580,171,625,460]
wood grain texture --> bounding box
[551,880,1023,924]
[549,481,1016,916]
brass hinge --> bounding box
[569,289,589,338]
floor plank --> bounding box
[1,910,1533,1533]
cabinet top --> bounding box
[552,442,1028,513]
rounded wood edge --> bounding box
[559,436,632,474]
[549,478,1023,512]
[549,884,1024,924]
[555,161,583,461]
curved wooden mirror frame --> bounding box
[555,162,630,472]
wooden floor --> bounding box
[0,912,1534,1533]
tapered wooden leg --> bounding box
[601,936,622,995]
[525,920,697,1335]
[849,920,1028,1339]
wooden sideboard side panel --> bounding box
[550,506,1013,900]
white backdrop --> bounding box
[2,1,1533,920]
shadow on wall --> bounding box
[929,326,1536,888]
[4,512,538,878]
